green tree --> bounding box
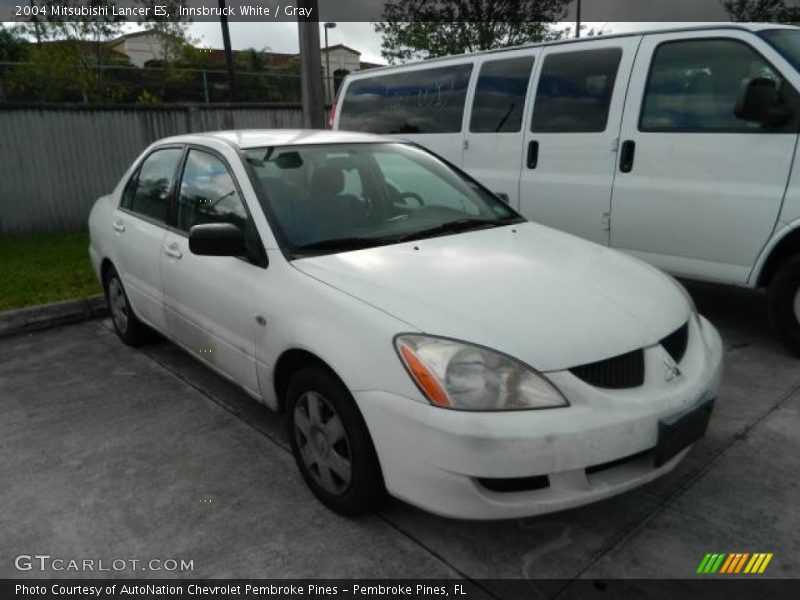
[374,0,572,64]
[13,1,125,102]
[723,0,800,21]
[135,1,194,64]
[236,47,275,72]
[0,25,29,62]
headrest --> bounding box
[310,166,345,196]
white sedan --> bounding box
[89,130,723,519]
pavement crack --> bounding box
[553,378,800,596]
[374,513,507,600]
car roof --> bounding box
[157,129,396,149]
[346,23,800,77]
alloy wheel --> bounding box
[293,390,353,495]
[108,277,129,334]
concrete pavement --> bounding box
[1,282,799,593]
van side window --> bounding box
[338,64,473,134]
[121,148,183,224]
[470,56,535,133]
[640,39,796,132]
[531,48,622,133]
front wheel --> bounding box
[286,365,385,515]
[768,254,800,356]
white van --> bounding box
[332,24,800,353]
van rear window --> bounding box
[338,64,473,134]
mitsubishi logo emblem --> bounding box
[663,356,682,381]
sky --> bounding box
[166,21,691,66]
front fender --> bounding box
[254,264,425,410]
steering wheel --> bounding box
[397,191,424,207]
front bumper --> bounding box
[354,315,723,520]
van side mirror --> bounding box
[735,77,793,127]
[189,223,246,257]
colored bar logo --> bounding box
[696,553,773,574]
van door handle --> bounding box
[619,140,636,173]
[112,220,125,233]
[163,243,183,260]
[527,140,539,169]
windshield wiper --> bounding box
[293,236,395,255]
[395,217,520,243]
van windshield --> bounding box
[761,29,800,72]
[243,142,523,257]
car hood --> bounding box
[291,222,690,371]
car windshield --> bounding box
[243,142,524,257]
[761,29,800,72]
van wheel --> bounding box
[104,266,151,347]
[286,365,384,515]
[768,254,800,356]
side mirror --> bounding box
[189,223,246,257]
[735,77,793,127]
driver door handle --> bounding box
[163,242,183,260]
[112,220,125,233]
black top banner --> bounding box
[2,0,800,23]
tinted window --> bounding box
[339,64,473,134]
[176,150,248,232]
[373,151,481,216]
[122,148,182,223]
[470,56,535,133]
[531,48,622,133]
[641,39,794,132]
[243,143,519,255]
[761,29,800,72]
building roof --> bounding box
[107,29,160,47]
[321,44,361,55]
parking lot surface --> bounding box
[2,282,799,593]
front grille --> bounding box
[569,349,645,389]
[660,322,689,363]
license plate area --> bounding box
[654,397,715,468]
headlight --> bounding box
[394,335,568,411]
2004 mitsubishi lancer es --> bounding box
[88,129,723,519]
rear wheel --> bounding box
[104,266,151,347]
[286,365,384,515]
[768,254,800,356]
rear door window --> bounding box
[339,64,473,134]
[121,148,183,223]
[470,56,535,133]
[531,48,623,133]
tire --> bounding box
[104,266,152,347]
[768,254,800,356]
[286,365,385,515]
